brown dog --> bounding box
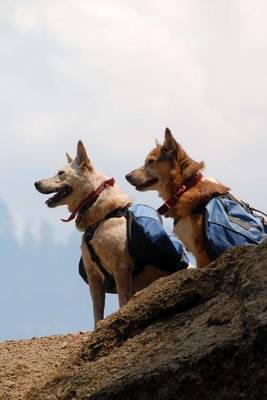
[126,128,229,267]
[34,140,182,328]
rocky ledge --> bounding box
[15,241,267,399]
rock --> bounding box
[26,241,267,400]
[5,380,16,389]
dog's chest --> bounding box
[90,218,133,274]
[173,216,195,253]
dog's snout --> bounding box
[125,172,134,183]
[34,181,41,189]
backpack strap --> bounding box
[86,242,116,292]
[81,207,129,292]
[125,208,145,276]
[222,193,267,226]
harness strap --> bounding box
[86,243,116,292]
[157,173,203,216]
[223,193,267,227]
[83,207,129,292]
[173,191,222,227]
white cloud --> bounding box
[0,0,266,241]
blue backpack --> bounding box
[79,204,189,292]
[205,194,267,259]
[127,204,189,272]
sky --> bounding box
[0,0,267,340]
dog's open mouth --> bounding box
[45,185,73,208]
[136,177,158,191]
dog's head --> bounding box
[34,141,96,212]
[126,128,204,192]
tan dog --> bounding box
[126,128,229,268]
[34,141,175,327]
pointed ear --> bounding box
[163,127,178,153]
[76,140,91,169]
[66,152,73,163]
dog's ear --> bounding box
[66,152,73,163]
[163,128,177,153]
[163,128,204,177]
[76,140,92,169]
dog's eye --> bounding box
[57,170,65,176]
[146,159,155,166]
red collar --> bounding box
[61,178,115,223]
[157,173,203,216]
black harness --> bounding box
[79,207,129,293]
[79,204,189,293]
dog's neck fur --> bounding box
[74,172,132,231]
[157,164,229,220]
[170,177,229,220]
[157,148,204,200]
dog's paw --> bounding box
[94,319,106,330]
[187,264,195,269]
[133,288,146,298]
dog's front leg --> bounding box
[114,265,132,308]
[81,240,105,328]
[88,269,105,328]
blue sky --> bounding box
[0,200,119,340]
[1,0,267,340]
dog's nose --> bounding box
[34,181,41,189]
[125,173,132,183]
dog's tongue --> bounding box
[61,211,77,223]
[45,193,59,207]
